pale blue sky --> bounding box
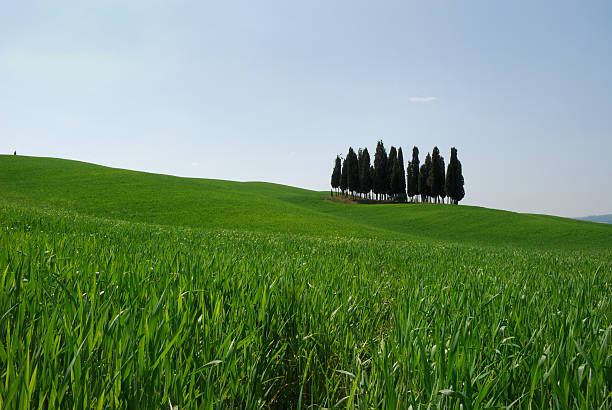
[2,1,611,217]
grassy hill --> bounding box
[1,155,610,250]
[1,155,611,408]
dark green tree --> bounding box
[331,156,341,196]
[456,158,465,203]
[387,146,397,199]
[406,161,412,200]
[428,146,443,203]
[390,160,401,200]
[397,147,407,202]
[439,155,446,204]
[359,148,372,198]
[407,146,420,201]
[357,149,364,198]
[444,157,454,201]
[373,140,388,201]
[445,147,465,204]
[340,157,348,196]
[347,147,359,197]
[419,152,432,203]
[369,165,375,200]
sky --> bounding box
[1,1,611,218]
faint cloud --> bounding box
[191,162,199,166]
[409,96,436,103]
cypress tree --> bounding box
[397,147,407,202]
[444,163,452,202]
[369,165,375,200]
[419,152,432,203]
[445,147,465,204]
[407,146,420,201]
[391,160,401,201]
[428,147,443,203]
[357,149,364,198]
[373,140,388,201]
[445,150,456,202]
[360,148,372,199]
[340,157,348,196]
[406,161,412,201]
[426,153,433,203]
[439,155,446,204]
[331,156,341,196]
[347,147,360,197]
[418,163,428,203]
[387,146,397,199]
[456,158,465,204]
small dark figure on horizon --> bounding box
[14,151,17,155]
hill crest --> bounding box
[1,155,611,251]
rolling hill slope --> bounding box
[1,155,611,408]
[1,155,611,250]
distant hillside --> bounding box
[577,214,612,224]
[1,155,611,251]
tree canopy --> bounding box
[330,156,341,194]
[419,153,432,203]
[373,140,388,200]
[387,146,397,198]
[407,146,420,200]
[359,148,372,198]
[445,147,465,204]
[428,147,444,203]
[340,157,348,194]
[346,147,359,196]
[397,147,407,202]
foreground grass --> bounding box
[1,204,610,408]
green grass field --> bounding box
[1,155,611,251]
[1,155,611,408]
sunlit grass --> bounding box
[2,155,612,251]
[1,204,610,408]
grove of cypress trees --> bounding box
[373,140,388,201]
[331,143,462,204]
[407,146,420,202]
[340,157,348,196]
[331,156,341,196]
[360,148,372,199]
[347,147,360,197]
[387,146,397,200]
[397,147,407,202]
